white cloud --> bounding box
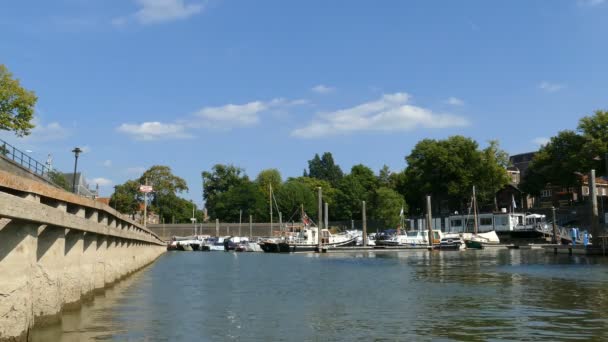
[88,177,113,187]
[21,121,70,142]
[114,0,203,26]
[193,101,267,128]
[446,97,465,106]
[117,121,191,141]
[102,160,112,167]
[311,84,335,94]
[291,92,469,138]
[538,81,566,93]
[532,137,550,147]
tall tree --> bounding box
[203,181,266,222]
[476,140,510,209]
[371,187,406,228]
[522,130,590,195]
[255,168,282,198]
[403,136,507,213]
[578,110,608,176]
[0,65,37,136]
[138,166,189,223]
[110,180,141,218]
[334,165,377,220]
[202,164,248,219]
[378,165,392,187]
[307,152,343,186]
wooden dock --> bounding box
[543,245,607,256]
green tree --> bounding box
[378,165,392,187]
[48,170,71,192]
[404,136,507,213]
[578,110,608,176]
[202,164,248,219]
[476,140,510,209]
[334,165,378,220]
[212,181,267,221]
[255,168,282,199]
[138,165,189,223]
[307,152,343,186]
[0,65,37,136]
[110,180,141,218]
[276,179,318,222]
[371,187,406,228]
[522,130,590,195]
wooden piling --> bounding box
[363,201,367,247]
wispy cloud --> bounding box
[446,97,465,106]
[14,120,70,142]
[114,0,203,26]
[291,93,469,139]
[532,137,550,147]
[578,0,605,6]
[538,81,566,93]
[118,98,306,141]
[311,84,335,94]
[117,121,191,141]
[88,177,113,187]
[102,160,112,167]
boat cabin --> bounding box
[447,213,526,233]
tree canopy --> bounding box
[522,110,608,195]
[306,152,343,186]
[403,136,509,213]
[0,65,37,136]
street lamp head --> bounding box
[72,147,82,157]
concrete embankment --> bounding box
[0,170,166,342]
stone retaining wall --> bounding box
[0,170,166,341]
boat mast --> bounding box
[473,185,479,235]
[269,183,273,237]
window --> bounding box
[480,217,493,226]
[541,189,552,198]
[582,187,589,196]
[450,219,462,227]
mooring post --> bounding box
[324,202,329,233]
[426,195,433,247]
[362,201,367,247]
[318,187,323,251]
[552,206,558,244]
[215,218,219,237]
[591,169,600,246]
[249,215,253,238]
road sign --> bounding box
[139,185,153,193]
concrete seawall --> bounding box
[0,170,166,342]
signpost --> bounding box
[139,182,153,227]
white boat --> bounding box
[376,230,442,246]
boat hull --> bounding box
[464,240,483,249]
[261,237,358,253]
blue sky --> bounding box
[1,0,607,206]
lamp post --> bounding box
[71,147,82,194]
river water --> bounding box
[32,249,608,341]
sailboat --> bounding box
[463,186,500,249]
[259,205,357,253]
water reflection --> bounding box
[32,250,608,341]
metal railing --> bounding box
[0,138,51,177]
